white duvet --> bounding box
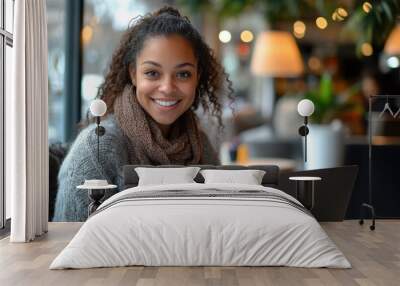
[50,183,351,269]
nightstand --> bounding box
[289,176,322,210]
[77,184,117,216]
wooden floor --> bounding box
[0,221,399,286]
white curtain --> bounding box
[8,0,49,242]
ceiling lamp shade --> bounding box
[250,31,304,77]
[384,25,400,55]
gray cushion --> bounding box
[122,165,279,189]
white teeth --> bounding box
[154,100,179,107]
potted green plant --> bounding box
[302,73,362,169]
[305,73,362,124]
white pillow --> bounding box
[135,167,201,186]
[200,169,266,185]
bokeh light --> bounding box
[219,30,232,43]
[240,30,254,43]
[363,2,372,13]
[361,43,373,56]
[293,21,306,38]
[316,17,328,29]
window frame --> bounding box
[64,0,83,143]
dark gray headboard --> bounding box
[122,165,280,189]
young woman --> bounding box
[53,7,233,221]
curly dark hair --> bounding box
[91,6,233,130]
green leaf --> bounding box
[382,1,394,21]
[319,73,333,106]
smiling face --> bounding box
[130,34,199,133]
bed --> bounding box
[50,165,351,269]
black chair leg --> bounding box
[359,203,376,231]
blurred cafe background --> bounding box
[45,0,400,173]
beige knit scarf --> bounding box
[114,85,203,165]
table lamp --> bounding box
[250,31,304,118]
[297,99,315,162]
[90,99,107,164]
[75,99,111,216]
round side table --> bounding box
[77,184,117,217]
[289,176,322,210]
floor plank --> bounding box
[0,220,399,286]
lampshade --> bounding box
[90,99,107,117]
[250,31,304,77]
[384,25,400,55]
[297,99,314,117]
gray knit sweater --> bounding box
[53,115,220,222]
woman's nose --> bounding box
[158,77,176,94]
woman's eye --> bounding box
[177,71,192,79]
[144,71,159,78]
